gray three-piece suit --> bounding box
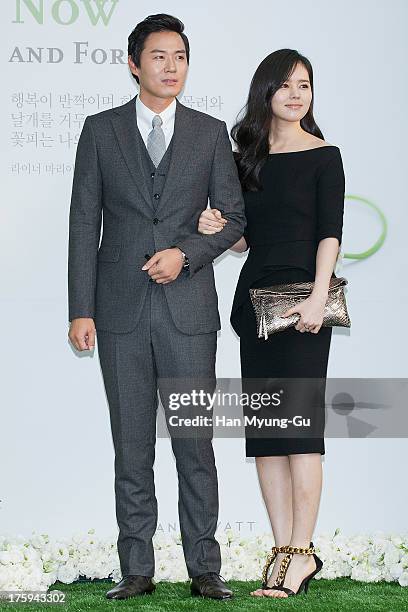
[68,94,245,577]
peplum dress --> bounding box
[230,146,345,457]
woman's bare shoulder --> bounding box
[308,136,334,148]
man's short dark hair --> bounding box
[128,14,190,84]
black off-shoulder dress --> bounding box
[230,146,345,457]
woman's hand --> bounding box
[198,208,227,234]
[281,294,327,333]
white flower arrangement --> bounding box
[1,528,407,592]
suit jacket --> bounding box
[68,95,246,334]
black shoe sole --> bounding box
[106,588,155,600]
[191,588,233,600]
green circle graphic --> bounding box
[343,195,387,260]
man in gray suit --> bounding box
[68,14,245,601]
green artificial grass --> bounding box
[0,579,407,611]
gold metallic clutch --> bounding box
[249,277,351,340]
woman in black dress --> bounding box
[198,50,345,597]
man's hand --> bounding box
[142,248,184,284]
[68,318,96,351]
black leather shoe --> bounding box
[106,575,155,599]
[190,572,233,599]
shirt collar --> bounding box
[135,95,176,131]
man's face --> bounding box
[128,30,188,100]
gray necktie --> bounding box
[147,115,166,167]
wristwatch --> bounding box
[171,246,189,269]
[179,249,190,269]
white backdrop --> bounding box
[1,0,407,540]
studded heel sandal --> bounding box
[261,541,323,597]
[260,545,291,591]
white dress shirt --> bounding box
[135,95,176,150]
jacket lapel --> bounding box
[110,96,198,215]
[110,95,153,210]
[154,99,198,215]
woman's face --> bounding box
[271,62,313,122]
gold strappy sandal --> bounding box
[261,541,323,597]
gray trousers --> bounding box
[96,281,221,577]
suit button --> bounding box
[153,218,159,225]
[154,193,160,200]
[151,172,155,178]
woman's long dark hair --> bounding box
[231,49,323,191]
